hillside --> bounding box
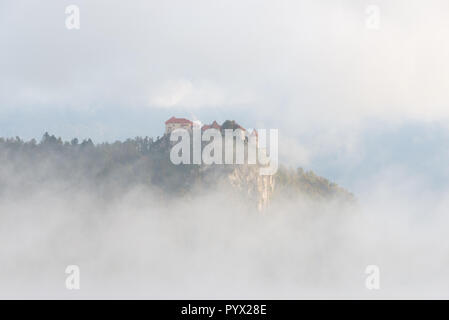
[0,131,354,210]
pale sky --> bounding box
[2,0,449,190]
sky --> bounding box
[2,0,449,191]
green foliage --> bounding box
[221,120,244,131]
[0,132,354,203]
[273,165,354,202]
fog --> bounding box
[1,156,448,299]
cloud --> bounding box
[2,0,449,123]
[147,79,255,109]
[1,159,449,298]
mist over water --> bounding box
[1,155,448,299]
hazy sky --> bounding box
[2,0,449,190]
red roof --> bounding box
[202,120,222,131]
[165,116,193,125]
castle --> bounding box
[164,116,194,134]
[165,116,257,141]
[164,117,272,211]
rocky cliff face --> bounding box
[153,133,354,211]
[228,165,275,211]
[221,164,355,211]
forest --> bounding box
[0,132,354,205]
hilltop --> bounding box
[0,121,354,211]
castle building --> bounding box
[250,129,258,144]
[165,117,253,142]
[201,120,222,131]
[165,116,193,134]
[236,125,247,141]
